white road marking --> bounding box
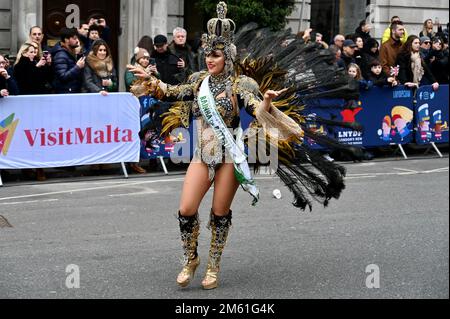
[0,199,59,206]
[108,189,159,197]
[0,166,448,202]
[0,178,184,202]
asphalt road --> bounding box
[0,156,448,299]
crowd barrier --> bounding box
[0,93,141,185]
[141,84,448,161]
[1,85,448,184]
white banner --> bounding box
[0,93,141,169]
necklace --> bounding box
[209,72,231,97]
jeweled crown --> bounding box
[205,2,236,56]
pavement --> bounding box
[0,154,448,299]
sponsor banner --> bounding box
[0,93,141,169]
[296,86,416,149]
[354,85,415,147]
[415,85,449,144]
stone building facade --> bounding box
[0,0,448,90]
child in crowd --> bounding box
[347,63,372,90]
[367,60,398,87]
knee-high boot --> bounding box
[202,210,232,290]
[177,212,201,287]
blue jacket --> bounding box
[52,45,83,94]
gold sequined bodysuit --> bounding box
[164,71,262,179]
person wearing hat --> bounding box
[125,47,159,92]
[419,36,432,60]
[151,34,188,85]
[337,39,357,69]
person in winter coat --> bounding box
[395,35,439,90]
[0,54,19,97]
[52,28,86,94]
[366,59,398,87]
[355,20,372,44]
[168,27,197,76]
[13,42,53,95]
[125,48,160,92]
[359,38,380,79]
[428,37,449,84]
[151,35,188,85]
[82,40,118,95]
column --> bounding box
[16,0,43,48]
[118,0,168,91]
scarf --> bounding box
[410,52,424,84]
[198,76,259,206]
[86,52,113,78]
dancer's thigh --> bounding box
[212,163,240,216]
[179,162,212,216]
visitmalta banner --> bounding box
[0,93,140,169]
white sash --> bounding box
[198,76,259,206]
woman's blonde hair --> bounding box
[422,19,436,37]
[15,42,39,66]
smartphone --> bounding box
[149,58,156,65]
[43,51,49,57]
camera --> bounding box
[43,51,49,57]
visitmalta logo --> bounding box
[0,113,19,156]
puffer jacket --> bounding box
[52,45,83,93]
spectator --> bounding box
[355,20,372,44]
[338,39,357,69]
[88,15,111,44]
[347,63,370,89]
[419,19,436,38]
[0,54,19,97]
[367,59,398,87]
[428,37,449,84]
[360,38,380,79]
[333,34,346,49]
[347,63,363,80]
[130,36,154,65]
[313,32,329,49]
[329,45,342,66]
[151,34,187,85]
[351,35,364,67]
[78,21,90,38]
[125,48,159,92]
[395,35,439,90]
[382,16,408,44]
[82,40,118,95]
[52,28,86,94]
[28,26,48,58]
[197,34,208,71]
[77,20,90,54]
[419,36,432,60]
[169,27,196,75]
[13,42,52,95]
[380,21,405,76]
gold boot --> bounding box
[202,210,232,290]
[176,212,200,288]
